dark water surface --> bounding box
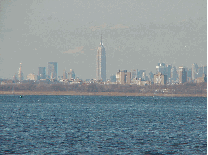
[0,95,206,154]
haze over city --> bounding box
[0,0,206,80]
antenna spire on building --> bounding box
[100,33,102,45]
[18,63,23,81]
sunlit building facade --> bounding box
[178,67,187,84]
[116,70,131,84]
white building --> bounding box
[27,73,37,80]
[116,70,131,84]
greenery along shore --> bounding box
[0,82,206,97]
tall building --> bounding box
[156,63,166,75]
[178,67,187,84]
[38,67,46,80]
[187,68,192,82]
[166,64,172,79]
[48,62,58,80]
[96,35,106,82]
[192,63,198,80]
[171,66,178,82]
[18,63,23,81]
[154,72,167,85]
[116,70,131,84]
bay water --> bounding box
[0,95,206,154]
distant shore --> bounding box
[0,91,206,97]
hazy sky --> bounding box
[0,0,206,80]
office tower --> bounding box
[192,63,198,80]
[68,69,75,80]
[156,63,166,75]
[171,66,178,81]
[38,67,46,80]
[166,64,172,79]
[178,67,187,84]
[187,68,192,82]
[154,72,167,85]
[48,62,58,80]
[96,35,106,82]
[116,70,131,84]
[18,63,23,81]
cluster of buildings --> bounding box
[112,63,207,86]
[2,36,206,86]
[95,35,207,85]
[12,62,77,84]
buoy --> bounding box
[20,95,23,98]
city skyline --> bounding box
[0,0,206,80]
[9,60,207,82]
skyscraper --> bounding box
[116,70,131,84]
[38,67,46,80]
[192,63,198,80]
[156,63,166,75]
[18,63,23,81]
[48,62,58,80]
[171,66,178,81]
[178,67,187,84]
[96,35,106,82]
[166,64,172,79]
[154,72,167,85]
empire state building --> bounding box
[96,35,106,82]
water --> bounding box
[0,95,206,154]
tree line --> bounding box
[0,82,206,95]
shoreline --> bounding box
[0,91,206,97]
